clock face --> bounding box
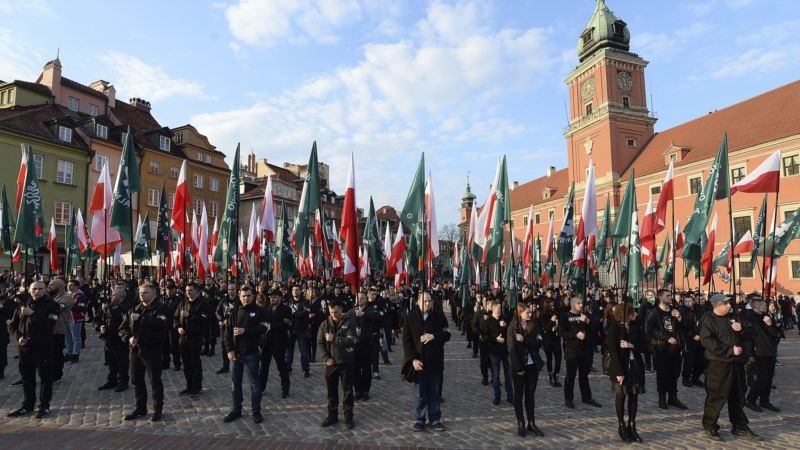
[581,78,596,101]
[617,71,632,91]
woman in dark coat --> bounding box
[507,303,545,438]
[540,299,562,387]
[605,302,645,443]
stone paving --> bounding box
[1,324,799,449]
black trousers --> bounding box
[179,336,203,391]
[219,326,230,370]
[131,351,164,412]
[354,345,373,394]
[260,342,290,394]
[746,356,775,405]
[310,324,320,361]
[512,366,539,423]
[105,338,130,384]
[0,340,7,376]
[703,360,748,431]
[52,333,65,380]
[478,341,489,379]
[654,349,682,396]
[168,329,182,368]
[682,341,705,382]
[325,363,354,419]
[544,339,562,374]
[19,346,52,410]
[564,351,592,402]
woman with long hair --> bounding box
[507,302,545,437]
[606,301,645,442]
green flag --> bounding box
[596,194,610,265]
[65,210,79,275]
[712,241,731,271]
[401,154,425,269]
[532,234,542,281]
[14,147,45,249]
[611,170,636,238]
[0,185,15,253]
[683,133,730,261]
[292,142,321,256]
[133,212,152,262]
[663,234,674,287]
[749,194,768,266]
[277,201,297,279]
[363,197,385,274]
[109,126,141,242]
[557,183,575,265]
[627,205,643,306]
[156,186,171,255]
[504,250,518,308]
[218,145,241,268]
[764,207,800,258]
[484,156,510,265]
[458,241,472,307]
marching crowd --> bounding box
[0,271,796,443]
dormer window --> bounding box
[175,132,183,144]
[627,138,636,147]
[613,21,625,36]
[582,28,593,45]
[95,124,108,139]
[58,126,72,143]
[159,135,170,151]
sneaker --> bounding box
[253,412,263,424]
[431,422,445,432]
[7,407,30,417]
[413,422,425,432]
[582,398,602,407]
[179,388,192,396]
[35,408,49,419]
[150,410,162,422]
[223,411,242,423]
[372,372,381,380]
[731,427,761,441]
[667,398,687,410]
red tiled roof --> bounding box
[0,104,91,152]
[622,80,800,179]
[2,80,53,97]
[376,205,399,222]
[509,167,570,211]
[61,77,107,100]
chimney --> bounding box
[248,152,256,172]
[511,181,519,190]
[89,80,115,110]
[129,97,151,112]
[546,166,556,177]
[39,57,62,100]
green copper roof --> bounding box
[578,0,630,62]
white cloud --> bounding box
[632,22,711,61]
[0,30,44,81]
[711,47,800,79]
[195,1,562,217]
[99,52,207,102]
[0,0,53,16]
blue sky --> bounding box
[2,0,799,224]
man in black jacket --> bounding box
[317,301,358,429]
[223,285,268,424]
[175,282,211,397]
[215,283,236,374]
[744,298,781,413]
[97,289,132,392]
[645,289,687,409]
[680,294,705,387]
[260,288,291,397]
[403,291,451,432]
[700,293,760,442]
[164,281,183,371]
[349,291,380,400]
[7,281,60,419]
[286,286,311,377]
[120,282,171,422]
[559,297,600,409]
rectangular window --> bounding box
[0,91,5,104]
[622,96,630,108]
[170,166,179,179]
[175,132,183,144]
[196,152,204,162]
[733,216,751,242]
[159,135,170,151]
[194,199,205,214]
[731,167,746,184]
[669,154,677,163]
[56,160,74,184]
[585,103,593,115]
[739,260,754,278]
[792,260,800,279]
[33,154,44,179]
[58,126,72,143]
[210,177,219,192]
[651,185,661,195]
[88,103,99,116]
[523,216,528,227]
[783,155,799,176]
[54,201,72,226]
[169,192,175,209]
[95,154,109,172]
[689,177,702,195]
[95,124,108,139]
[149,160,160,175]
[194,174,204,189]
[535,213,541,225]
[627,138,636,147]
[68,96,80,112]
[209,201,218,217]
[205,155,212,164]
[147,189,160,207]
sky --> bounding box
[2,0,799,225]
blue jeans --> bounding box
[65,321,82,356]
[490,354,513,402]
[231,353,262,414]
[286,331,310,373]
[414,372,443,425]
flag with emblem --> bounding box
[0,185,15,253]
[484,156,509,265]
[217,144,240,269]
[627,206,643,306]
[110,126,141,242]
[400,154,425,269]
[14,147,45,250]
[557,183,575,266]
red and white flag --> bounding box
[701,213,718,286]
[48,217,58,273]
[315,209,330,262]
[731,149,781,195]
[15,144,27,212]
[426,173,439,259]
[574,161,597,268]
[331,221,343,273]
[89,161,122,256]
[674,220,684,255]
[171,161,190,235]
[260,176,276,244]
[190,209,199,257]
[733,229,755,256]
[247,203,260,254]
[522,204,534,269]
[640,191,657,267]
[654,159,674,235]
[198,203,209,278]
[113,243,122,276]
[75,208,88,253]
[383,220,392,270]
[387,222,406,278]
[340,153,359,291]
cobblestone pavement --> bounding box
[1,326,799,449]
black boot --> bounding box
[628,420,643,443]
[552,373,562,387]
[528,420,544,436]
[517,421,526,437]
[548,372,554,386]
[618,422,631,442]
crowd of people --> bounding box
[0,270,796,443]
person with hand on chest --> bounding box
[644,289,686,410]
[348,291,381,401]
[606,302,646,443]
[560,296,601,409]
[97,289,132,392]
[317,301,358,429]
[175,282,211,398]
[508,302,545,438]
[482,298,513,406]
[223,285,268,424]
[260,288,292,398]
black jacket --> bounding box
[263,302,292,348]
[559,310,589,358]
[605,319,645,389]
[644,305,683,353]
[481,314,509,356]
[174,296,211,339]
[101,300,132,344]
[506,318,543,373]
[402,307,451,374]
[700,311,742,363]
[9,294,60,350]
[288,298,312,334]
[347,305,381,349]
[224,302,268,357]
[120,300,171,358]
[317,315,358,365]
[751,312,779,357]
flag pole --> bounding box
[726,185,738,311]
[765,190,780,298]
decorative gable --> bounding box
[663,142,691,165]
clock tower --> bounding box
[563,0,656,185]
